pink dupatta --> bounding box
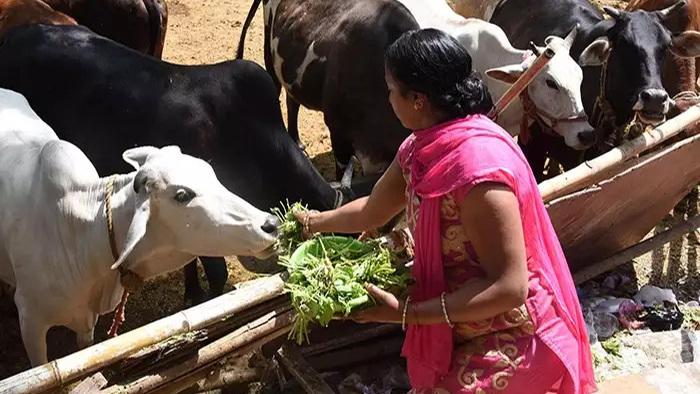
[398,115,596,394]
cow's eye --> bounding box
[174,188,196,203]
[546,79,559,90]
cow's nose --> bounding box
[261,216,279,234]
[577,129,596,146]
[639,89,669,114]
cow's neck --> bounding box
[572,22,608,120]
[76,175,197,316]
[60,174,135,316]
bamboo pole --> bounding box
[0,274,286,394]
[100,307,294,394]
[539,104,700,202]
[573,214,700,284]
[487,45,556,119]
[115,296,288,382]
[144,325,293,394]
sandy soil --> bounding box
[1,0,698,384]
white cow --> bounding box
[0,88,279,366]
[396,0,595,149]
[450,0,500,21]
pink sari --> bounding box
[398,115,596,394]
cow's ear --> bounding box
[133,166,166,194]
[485,64,525,85]
[123,146,160,170]
[111,193,150,270]
[670,31,700,58]
[579,37,612,66]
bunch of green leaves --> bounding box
[270,200,308,254]
[279,235,411,345]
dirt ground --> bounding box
[1,0,698,383]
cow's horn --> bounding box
[657,0,686,20]
[529,41,542,56]
[341,156,356,189]
[603,6,623,20]
[564,24,579,49]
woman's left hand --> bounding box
[347,283,405,324]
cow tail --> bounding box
[237,0,263,59]
[144,0,168,59]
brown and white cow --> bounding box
[237,0,418,180]
[0,0,167,58]
[237,0,596,181]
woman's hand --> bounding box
[347,283,404,324]
[293,209,319,240]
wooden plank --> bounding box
[306,336,405,373]
[301,324,399,358]
[276,344,335,394]
[573,214,700,283]
[69,373,108,394]
[546,133,700,272]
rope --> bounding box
[518,88,588,145]
[105,175,143,338]
[333,188,344,209]
[519,89,559,145]
[105,175,119,262]
[674,91,700,101]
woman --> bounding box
[294,29,596,394]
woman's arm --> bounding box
[406,181,529,325]
[299,158,407,235]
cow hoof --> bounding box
[297,142,308,155]
[208,288,224,300]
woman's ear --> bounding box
[413,93,427,110]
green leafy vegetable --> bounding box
[271,201,308,254]
[279,235,411,345]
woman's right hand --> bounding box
[293,209,319,240]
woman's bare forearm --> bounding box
[404,277,528,325]
[307,196,379,234]
[305,159,406,235]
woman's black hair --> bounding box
[385,28,493,119]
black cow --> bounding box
[237,0,418,180]
[489,0,700,172]
[0,24,355,306]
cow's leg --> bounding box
[286,95,305,153]
[519,138,547,183]
[66,311,98,351]
[200,256,228,299]
[76,327,95,350]
[324,119,354,181]
[15,294,49,366]
[183,258,206,307]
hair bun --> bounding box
[385,29,493,120]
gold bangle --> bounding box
[440,292,454,328]
[402,296,411,331]
[302,214,311,234]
